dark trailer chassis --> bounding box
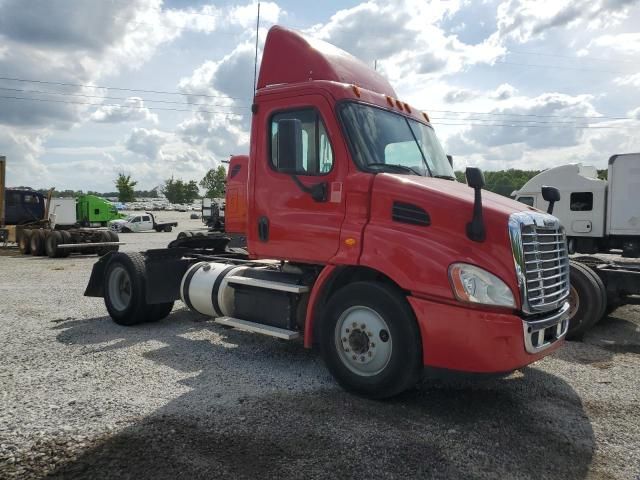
[85,235,254,308]
[573,256,640,310]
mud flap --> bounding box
[83,251,114,297]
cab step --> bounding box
[225,275,309,293]
[214,316,300,340]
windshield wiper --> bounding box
[432,174,456,181]
[367,163,423,176]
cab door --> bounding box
[249,94,347,263]
[129,216,141,232]
[140,215,153,231]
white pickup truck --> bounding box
[109,212,177,233]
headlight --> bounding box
[448,263,515,308]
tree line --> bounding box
[453,168,608,197]
[35,166,608,203]
[114,165,227,203]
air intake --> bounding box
[392,202,430,226]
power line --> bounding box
[0,94,246,117]
[431,120,626,129]
[0,75,246,100]
[429,115,635,126]
[493,60,629,75]
[0,86,250,110]
[424,108,632,121]
[508,50,638,64]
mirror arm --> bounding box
[290,175,327,202]
[466,186,486,242]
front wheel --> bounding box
[320,281,422,399]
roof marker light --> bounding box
[422,112,430,122]
[395,99,404,110]
[404,102,411,113]
[386,96,394,106]
[352,85,361,97]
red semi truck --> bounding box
[85,26,570,398]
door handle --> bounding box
[258,216,269,242]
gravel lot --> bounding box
[1,211,639,479]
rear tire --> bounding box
[45,231,64,258]
[30,230,45,256]
[96,231,112,256]
[163,225,173,233]
[59,231,72,257]
[19,229,32,254]
[566,261,604,339]
[104,252,149,326]
[320,281,423,399]
[146,302,175,322]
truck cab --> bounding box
[514,154,640,256]
[87,26,571,398]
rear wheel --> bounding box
[163,225,173,233]
[30,230,45,256]
[45,231,64,258]
[96,231,113,256]
[104,252,149,326]
[18,229,32,254]
[566,261,604,339]
[146,302,175,322]
[107,231,120,253]
[320,281,422,399]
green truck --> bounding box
[76,194,124,227]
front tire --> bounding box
[320,281,422,399]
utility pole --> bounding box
[0,156,6,227]
[252,2,261,96]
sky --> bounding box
[0,0,639,192]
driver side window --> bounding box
[270,108,334,175]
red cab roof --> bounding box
[257,26,397,97]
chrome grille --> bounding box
[509,212,570,314]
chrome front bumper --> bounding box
[522,301,570,354]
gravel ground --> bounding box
[0,212,639,479]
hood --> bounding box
[109,219,127,225]
[367,174,542,306]
[394,175,538,218]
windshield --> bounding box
[339,102,455,178]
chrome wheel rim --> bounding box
[335,306,392,377]
[568,285,580,319]
[108,265,132,312]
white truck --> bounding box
[513,153,640,257]
[109,212,177,233]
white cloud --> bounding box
[491,83,517,101]
[495,0,639,43]
[589,32,640,54]
[615,73,640,87]
[90,97,158,124]
[125,128,170,159]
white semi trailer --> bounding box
[513,153,640,257]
